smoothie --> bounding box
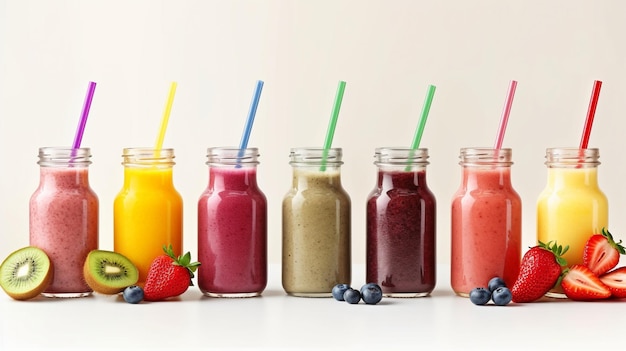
[451,167,522,296]
[366,170,436,296]
[114,166,183,283]
[537,167,608,268]
[30,167,99,296]
[198,166,267,297]
[282,168,351,296]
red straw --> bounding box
[579,80,602,149]
[493,80,518,149]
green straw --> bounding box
[320,80,347,171]
[406,84,436,171]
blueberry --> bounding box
[343,288,361,304]
[123,285,144,304]
[360,282,378,295]
[488,277,507,292]
[491,287,512,306]
[469,287,491,305]
[360,283,383,305]
[332,284,351,301]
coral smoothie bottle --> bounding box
[29,147,99,297]
[366,147,436,297]
[197,147,267,297]
[451,148,522,296]
[282,147,351,297]
[114,147,183,283]
[537,148,608,297]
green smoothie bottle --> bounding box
[282,147,351,297]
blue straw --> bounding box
[237,80,264,165]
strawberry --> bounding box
[599,267,626,298]
[143,245,201,301]
[561,264,611,300]
[583,228,625,276]
[511,241,568,303]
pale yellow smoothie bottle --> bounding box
[282,147,351,297]
[114,147,183,283]
[537,148,608,297]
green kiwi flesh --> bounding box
[83,250,138,294]
[0,246,53,300]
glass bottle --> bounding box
[197,147,267,297]
[282,147,351,297]
[537,148,608,298]
[113,147,183,283]
[29,147,99,298]
[366,148,436,297]
[450,148,522,297]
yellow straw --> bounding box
[155,82,178,151]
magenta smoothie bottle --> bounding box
[366,148,436,297]
[450,148,521,296]
[198,147,267,297]
[29,147,99,298]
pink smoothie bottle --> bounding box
[450,148,521,297]
[29,147,99,298]
[366,148,436,297]
[197,147,267,297]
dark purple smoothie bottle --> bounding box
[366,148,436,297]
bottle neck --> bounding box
[209,165,259,190]
[546,167,600,188]
[461,166,513,189]
[39,166,91,188]
[376,167,428,190]
[291,167,343,189]
[123,166,175,189]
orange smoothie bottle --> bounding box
[114,148,183,283]
[537,148,608,297]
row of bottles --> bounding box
[28,146,607,298]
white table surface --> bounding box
[1,264,623,351]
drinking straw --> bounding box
[405,84,436,171]
[237,80,265,165]
[320,80,347,171]
[71,81,97,149]
[155,82,178,151]
[410,85,437,150]
[493,80,518,150]
[579,80,602,149]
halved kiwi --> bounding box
[0,246,53,300]
[83,250,139,294]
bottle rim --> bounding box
[374,147,430,166]
[289,147,343,166]
[37,147,92,167]
[545,147,600,167]
[206,147,260,166]
[121,147,175,167]
[458,147,513,167]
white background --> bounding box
[2,0,626,272]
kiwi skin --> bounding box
[83,250,139,294]
[0,246,53,300]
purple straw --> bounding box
[72,81,97,149]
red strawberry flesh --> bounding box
[561,265,611,301]
[599,267,626,298]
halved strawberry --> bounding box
[561,265,611,301]
[599,267,626,298]
[583,228,625,276]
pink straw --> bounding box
[72,81,97,149]
[579,80,602,149]
[493,80,518,149]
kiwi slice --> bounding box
[0,246,53,300]
[83,250,139,294]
